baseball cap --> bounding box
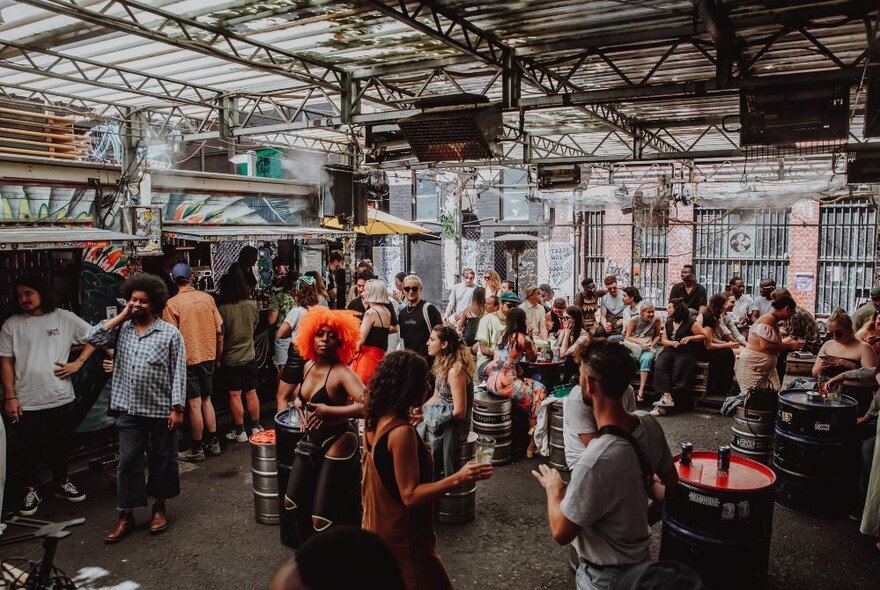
[499,291,520,304]
[871,286,880,299]
[524,284,539,298]
[171,262,192,279]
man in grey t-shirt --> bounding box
[563,384,636,469]
[533,341,678,590]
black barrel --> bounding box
[775,390,858,439]
[731,404,775,465]
[274,410,305,550]
[772,392,859,518]
[435,433,478,524]
[472,389,512,465]
[660,451,776,589]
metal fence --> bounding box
[817,199,877,316]
[580,210,605,283]
[694,207,791,298]
[635,221,669,307]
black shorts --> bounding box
[185,361,215,400]
[280,344,305,385]
[221,363,258,393]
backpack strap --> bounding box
[596,423,653,489]
[422,301,435,333]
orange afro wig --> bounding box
[295,306,361,364]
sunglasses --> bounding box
[562,315,572,320]
[403,286,420,292]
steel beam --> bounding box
[0,39,222,107]
[357,0,679,156]
[17,0,348,93]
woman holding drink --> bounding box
[362,351,492,590]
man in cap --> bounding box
[523,284,549,341]
[162,263,224,462]
[475,291,520,381]
[852,286,880,332]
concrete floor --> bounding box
[2,409,878,590]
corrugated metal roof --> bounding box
[0,0,876,167]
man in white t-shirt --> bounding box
[533,341,678,590]
[563,384,636,469]
[0,276,96,517]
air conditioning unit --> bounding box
[847,151,880,185]
[397,96,503,163]
[537,164,584,190]
[740,83,849,146]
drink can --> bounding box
[680,442,693,466]
[717,446,731,472]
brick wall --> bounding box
[602,208,633,286]
[667,203,694,293]
[788,199,820,310]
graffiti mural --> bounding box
[152,192,313,225]
[604,258,632,286]
[75,246,130,433]
[0,185,97,221]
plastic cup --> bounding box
[475,435,496,464]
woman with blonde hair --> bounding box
[482,270,501,299]
[812,308,878,413]
[351,279,393,385]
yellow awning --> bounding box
[323,208,432,236]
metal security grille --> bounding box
[694,208,791,298]
[580,210,605,283]
[817,199,877,316]
[635,222,669,306]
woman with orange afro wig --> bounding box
[282,306,365,547]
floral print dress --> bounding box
[487,333,547,415]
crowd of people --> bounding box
[2,253,880,590]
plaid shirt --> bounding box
[85,318,186,418]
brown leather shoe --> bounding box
[149,502,168,534]
[103,513,135,544]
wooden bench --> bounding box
[633,361,714,407]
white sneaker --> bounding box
[649,407,667,417]
[225,430,248,443]
[251,425,265,437]
[654,397,675,408]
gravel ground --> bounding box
[2,409,877,590]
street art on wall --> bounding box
[548,242,574,296]
[76,245,130,434]
[0,185,97,221]
[152,192,312,225]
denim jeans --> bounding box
[116,412,180,510]
[576,559,639,590]
[0,417,6,515]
